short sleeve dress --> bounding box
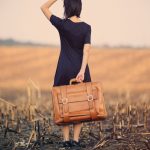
[50,14,92,87]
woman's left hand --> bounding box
[76,70,85,82]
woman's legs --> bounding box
[73,122,83,142]
[62,125,70,141]
[62,122,83,142]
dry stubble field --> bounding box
[0,46,150,150]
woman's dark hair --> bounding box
[63,0,82,19]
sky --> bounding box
[0,0,150,47]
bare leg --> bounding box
[62,125,70,141]
[73,122,83,142]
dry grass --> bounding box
[0,80,149,149]
[0,46,150,93]
[0,45,150,149]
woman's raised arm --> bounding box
[40,0,57,20]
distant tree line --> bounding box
[0,38,149,48]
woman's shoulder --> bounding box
[81,22,91,32]
[79,20,91,29]
[84,22,91,29]
[63,17,91,26]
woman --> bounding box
[40,0,92,148]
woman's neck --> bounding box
[68,16,82,22]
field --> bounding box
[0,46,150,150]
[0,46,150,93]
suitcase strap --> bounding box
[60,83,98,123]
[60,86,70,122]
[86,83,98,120]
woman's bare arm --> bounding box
[80,44,91,72]
[76,44,91,82]
[40,0,57,20]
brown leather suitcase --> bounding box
[51,78,107,125]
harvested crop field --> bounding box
[0,46,150,149]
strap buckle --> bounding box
[87,94,93,101]
[61,97,68,104]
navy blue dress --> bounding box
[50,14,92,87]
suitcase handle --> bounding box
[69,78,83,85]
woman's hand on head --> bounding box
[40,0,57,20]
[76,70,85,82]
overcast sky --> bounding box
[0,0,150,47]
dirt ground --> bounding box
[0,90,150,150]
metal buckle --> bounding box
[61,97,68,104]
[87,94,93,101]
